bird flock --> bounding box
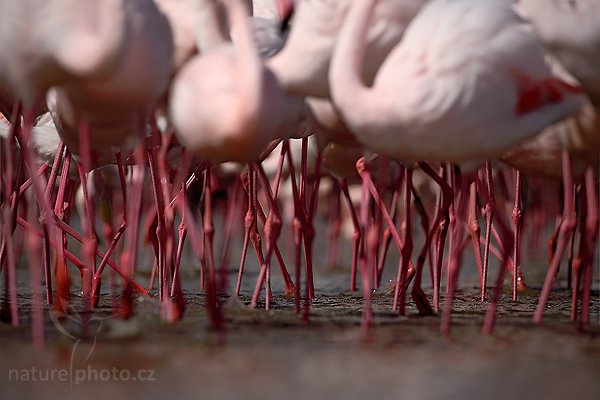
[0,0,598,346]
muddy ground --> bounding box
[1,226,599,400]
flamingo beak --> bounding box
[276,0,294,21]
[277,0,295,33]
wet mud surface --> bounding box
[1,272,599,400]
[1,225,599,400]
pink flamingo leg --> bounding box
[410,183,435,316]
[283,140,305,316]
[25,201,44,348]
[356,158,419,313]
[358,166,373,333]
[445,165,458,296]
[1,105,23,324]
[340,178,361,292]
[299,137,316,300]
[120,128,148,319]
[566,225,577,292]
[91,153,128,307]
[570,185,586,322]
[369,160,386,289]
[580,166,598,330]
[41,141,65,304]
[511,170,523,301]
[481,183,523,334]
[432,165,450,312]
[180,189,224,337]
[147,148,168,302]
[53,151,72,311]
[217,178,242,294]
[534,150,577,324]
[418,163,453,312]
[157,132,177,298]
[481,162,495,302]
[1,128,25,323]
[441,175,469,336]
[394,167,413,315]
[250,162,283,309]
[482,232,512,334]
[376,170,404,287]
[18,108,61,317]
[303,147,322,305]
[255,146,295,296]
[171,215,187,297]
[467,178,484,296]
[169,159,207,296]
[254,201,295,296]
[236,167,256,296]
[547,216,561,268]
[76,120,98,302]
[325,180,342,269]
[203,166,220,320]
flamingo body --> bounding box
[330,0,584,164]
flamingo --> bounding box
[0,2,127,283]
[329,0,584,333]
[330,0,583,164]
[0,0,127,108]
[517,0,600,105]
[511,0,600,327]
[267,0,426,98]
[52,0,173,153]
[170,0,311,163]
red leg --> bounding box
[42,141,65,305]
[91,154,128,307]
[393,167,413,315]
[482,225,512,334]
[418,163,453,312]
[202,166,219,320]
[217,178,242,294]
[284,141,306,317]
[467,178,484,296]
[511,170,523,301]
[1,106,23,324]
[534,150,577,324]
[441,175,469,336]
[25,195,44,348]
[53,152,72,311]
[236,168,256,296]
[18,108,63,317]
[179,186,224,337]
[250,162,283,309]
[580,166,598,329]
[325,180,342,269]
[303,148,323,307]
[340,179,361,292]
[357,159,418,314]
[171,216,187,297]
[299,137,316,300]
[254,201,294,295]
[358,167,373,334]
[266,144,295,295]
[432,165,450,312]
[119,129,147,319]
[482,162,495,302]
[570,186,585,322]
[1,121,24,324]
[376,169,404,286]
[410,183,434,315]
